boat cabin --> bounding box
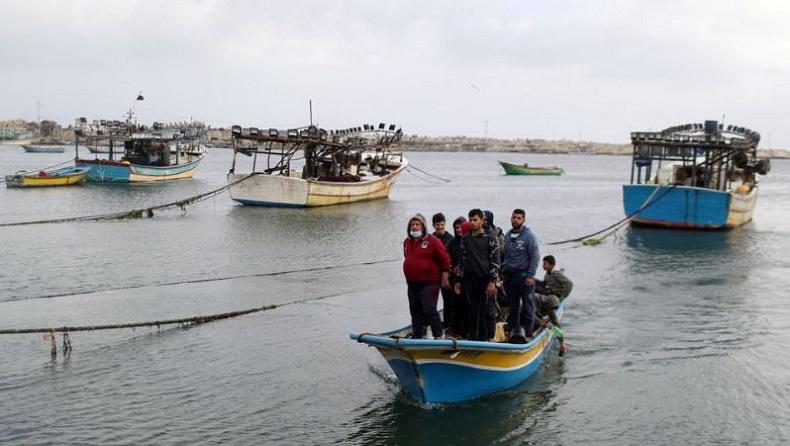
[229,123,404,182]
[629,120,770,191]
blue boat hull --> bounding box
[383,345,548,403]
[76,156,203,183]
[351,304,564,404]
[622,184,756,229]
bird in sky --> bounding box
[469,82,480,91]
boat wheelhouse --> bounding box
[227,123,406,207]
[623,120,770,229]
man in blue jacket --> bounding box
[501,208,540,342]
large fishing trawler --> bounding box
[227,123,406,207]
[623,120,770,229]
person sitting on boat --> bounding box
[535,255,573,355]
[454,209,501,342]
[446,217,470,339]
[403,213,451,339]
[432,212,455,334]
[501,208,540,343]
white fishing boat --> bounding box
[227,124,406,207]
[22,140,67,153]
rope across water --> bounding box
[0,173,256,227]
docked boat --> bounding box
[227,123,406,207]
[74,121,206,183]
[22,140,67,153]
[623,120,770,229]
[499,161,563,176]
[350,302,565,404]
[5,166,89,188]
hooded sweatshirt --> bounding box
[502,226,540,277]
[447,217,468,274]
[403,213,451,283]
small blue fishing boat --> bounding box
[350,303,564,404]
[623,121,770,229]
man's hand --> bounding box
[454,282,462,294]
[486,282,496,297]
[525,277,535,287]
[441,272,450,289]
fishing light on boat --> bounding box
[287,129,298,138]
[363,124,370,130]
[231,125,242,136]
[268,128,278,137]
[249,127,259,136]
[389,124,396,131]
[378,123,385,130]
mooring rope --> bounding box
[548,184,678,246]
[404,167,446,184]
[0,173,256,227]
[406,165,451,182]
[22,257,400,302]
[0,158,75,184]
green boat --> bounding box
[499,161,564,176]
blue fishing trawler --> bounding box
[623,121,770,229]
[74,118,206,183]
[350,303,564,404]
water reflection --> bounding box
[344,358,566,446]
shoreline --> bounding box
[399,136,790,159]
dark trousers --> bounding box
[504,275,536,338]
[449,281,468,337]
[407,282,442,339]
[464,275,496,341]
[441,286,454,330]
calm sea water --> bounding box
[0,146,788,445]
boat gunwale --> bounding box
[232,159,407,187]
[351,301,565,353]
[76,154,205,171]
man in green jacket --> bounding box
[535,255,573,355]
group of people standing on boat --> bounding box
[402,209,572,351]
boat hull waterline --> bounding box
[228,162,407,207]
[351,304,563,404]
[623,184,757,229]
[76,156,204,183]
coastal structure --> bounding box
[623,120,770,229]
[227,123,406,207]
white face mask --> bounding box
[409,230,422,238]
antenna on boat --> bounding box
[309,99,313,127]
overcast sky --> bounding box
[2,0,789,146]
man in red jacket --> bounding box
[403,213,451,339]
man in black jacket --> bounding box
[455,209,501,341]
